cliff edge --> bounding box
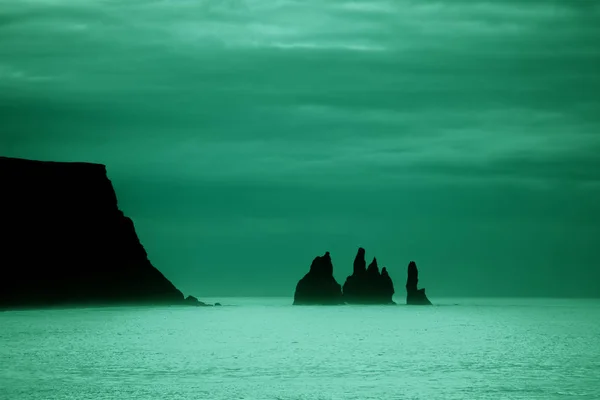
[0,156,205,309]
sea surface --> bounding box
[1,297,599,400]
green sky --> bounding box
[1,0,599,298]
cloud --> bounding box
[1,0,600,189]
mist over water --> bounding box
[2,297,599,399]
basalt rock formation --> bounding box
[184,295,209,306]
[0,156,208,309]
[406,261,432,305]
[293,252,344,305]
[342,248,395,304]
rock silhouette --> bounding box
[406,261,432,305]
[184,295,209,306]
[293,252,344,305]
[295,250,434,306]
[342,248,395,304]
[0,156,209,309]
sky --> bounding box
[1,0,599,298]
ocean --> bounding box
[1,297,599,400]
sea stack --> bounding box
[406,261,432,305]
[293,252,344,305]
[0,156,207,309]
[342,248,395,304]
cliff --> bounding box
[342,248,395,304]
[293,252,344,305]
[0,156,205,309]
[406,261,432,305]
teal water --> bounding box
[1,298,599,399]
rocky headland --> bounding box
[0,156,211,310]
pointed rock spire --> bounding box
[342,248,395,304]
[294,251,343,305]
[406,261,432,305]
[366,257,380,276]
[353,247,366,275]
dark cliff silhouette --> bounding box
[406,261,432,305]
[342,248,395,304]
[0,156,208,309]
[293,252,344,305]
